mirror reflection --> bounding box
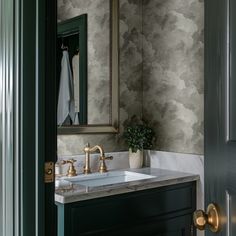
[57,0,113,129]
[57,14,88,125]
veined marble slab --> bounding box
[55,168,199,204]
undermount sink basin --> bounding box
[61,171,155,187]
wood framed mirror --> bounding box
[57,0,119,134]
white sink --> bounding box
[61,171,155,187]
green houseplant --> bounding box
[124,122,155,168]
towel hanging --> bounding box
[57,50,75,125]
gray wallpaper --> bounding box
[57,0,204,156]
[142,0,204,154]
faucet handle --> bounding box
[100,156,113,161]
[61,159,77,177]
[60,158,76,165]
[67,159,76,164]
[98,155,113,173]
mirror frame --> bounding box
[57,0,119,134]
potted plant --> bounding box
[124,123,155,168]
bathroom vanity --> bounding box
[55,168,198,236]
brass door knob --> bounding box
[193,203,221,233]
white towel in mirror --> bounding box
[57,50,75,125]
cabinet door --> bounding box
[89,214,194,236]
[58,182,196,236]
[155,232,182,236]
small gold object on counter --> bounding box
[83,143,113,174]
[61,159,77,177]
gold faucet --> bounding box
[61,159,77,177]
[83,143,113,174]
[98,155,113,173]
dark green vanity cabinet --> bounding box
[56,182,196,236]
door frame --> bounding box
[0,0,15,235]
[0,0,57,235]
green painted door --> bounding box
[204,0,236,235]
[0,0,57,235]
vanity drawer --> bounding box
[57,181,196,236]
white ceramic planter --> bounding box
[129,149,143,168]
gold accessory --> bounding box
[193,203,221,233]
[61,159,77,177]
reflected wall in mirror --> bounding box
[57,0,119,134]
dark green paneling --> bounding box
[16,0,57,235]
[57,182,196,236]
[205,0,236,235]
[45,0,57,235]
[101,216,193,236]
[21,0,37,234]
[1,0,57,235]
[57,15,88,125]
[229,0,236,141]
[37,0,47,234]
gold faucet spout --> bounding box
[88,145,105,157]
[83,143,111,174]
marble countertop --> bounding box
[55,168,199,204]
